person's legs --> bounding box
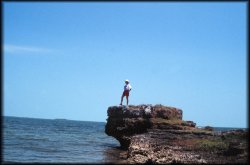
[120,93,125,105]
[126,96,129,105]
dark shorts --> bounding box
[123,90,130,97]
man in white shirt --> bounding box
[120,79,132,106]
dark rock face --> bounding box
[105,105,185,148]
[105,105,153,148]
[105,104,248,164]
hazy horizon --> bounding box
[3,115,248,129]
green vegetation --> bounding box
[194,138,229,151]
[190,129,212,134]
[223,132,248,141]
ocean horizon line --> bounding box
[3,115,106,123]
[3,115,247,129]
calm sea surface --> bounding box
[3,116,122,163]
[3,116,245,163]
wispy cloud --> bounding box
[4,44,56,54]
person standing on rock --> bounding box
[120,79,132,106]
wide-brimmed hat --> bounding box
[125,79,129,82]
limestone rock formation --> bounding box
[105,104,248,164]
[105,104,188,148]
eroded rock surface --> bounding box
[105,104,248,164]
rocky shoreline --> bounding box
[105,104,248,164]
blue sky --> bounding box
[3,2,247,128]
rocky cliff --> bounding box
[105,104,248,164]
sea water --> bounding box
[3,116,121,163]
[3,116,245,163]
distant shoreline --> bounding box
[3,115,105,123]
[3,116,247,129]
